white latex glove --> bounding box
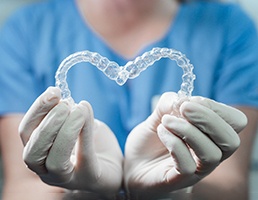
[19,87,123,199]
[124,92,247,199]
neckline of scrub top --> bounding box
[70,0,185,62]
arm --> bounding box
[192,107,258,200]
[0,115,64,200]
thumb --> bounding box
[147,92,179,125]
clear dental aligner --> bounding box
[55,47,196,106]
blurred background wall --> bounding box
[235,0,258,27]
[0,0,42,27]
[0,0,257,199]
[227,2,258,199]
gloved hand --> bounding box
[124,92,247,199]
[19,87,123,199]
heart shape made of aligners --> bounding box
[55,47,196,105]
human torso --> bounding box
[2,0,257,149]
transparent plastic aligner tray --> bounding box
[55,47,196,111]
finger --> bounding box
[45,101,88,184]
[23,101,70,174]
[161,114,222,175]
[157,124,196,176]
[19,87,61,145]
[76,101,99,169]
[74,101,104,185]
[149,92,179,122]
[180,101,240,160]
[189,97,247,133]
[77,101,94,157]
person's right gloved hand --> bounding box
[124,92,247,199]
[19,87,123,199]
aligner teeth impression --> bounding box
[55,47,196,104]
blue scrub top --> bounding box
[0,0,258,150]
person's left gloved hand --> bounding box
[19,87,123,199]
[124,92,247,199]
